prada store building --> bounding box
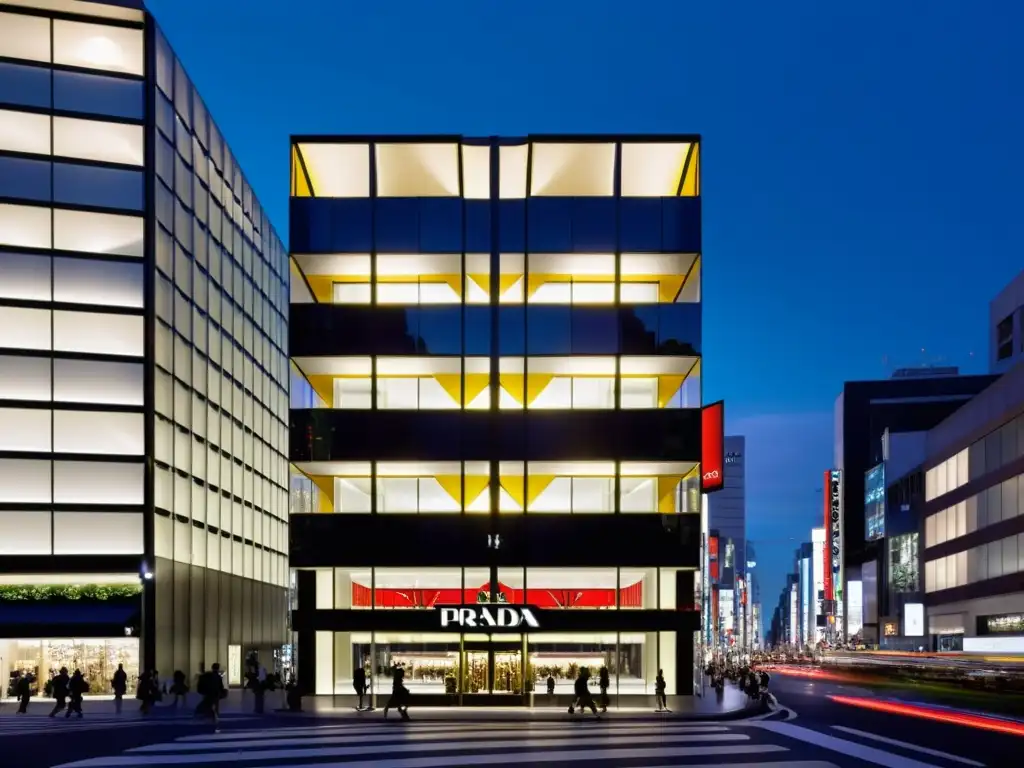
[288,134,704,705]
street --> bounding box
[2,686,1020,768]
[768,670,1023,766]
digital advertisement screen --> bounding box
[864,463,886,541]
[701,401,725,493]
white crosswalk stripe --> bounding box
[0,714,254,736]
[51,720,844,768]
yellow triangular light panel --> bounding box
[526,475,556,508]
[292,146,313,197]
[681,144,700,197]
[433,375,463,406]
[657,376,685,408]
[500,476,525,508]
[658,476,682,513]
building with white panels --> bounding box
[0,0,289,690]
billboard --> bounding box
[829,470,843,589]
[864,463,886,541]
[701,401,725,493]
[708,536,719,582]
[905,603,925,637]
[823,471,834,602]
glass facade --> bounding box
[289,136,702,704]
[0,0,288,677]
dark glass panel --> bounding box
[417,198,462,253]
[0,156,51,201]
[570,198,616,252]
[570,307,618,354]
[526,198,571,252]
[464,305,492,355]
[464,200,491,253]
[413,306,462,355]
[497,200,525,252]
[374,198,418,252]
[619,198,663,251]
[53,163,144,211]
[53,72,143,120]
[497,305,525,355]
[0,62,50,109]
[525,305,570,354]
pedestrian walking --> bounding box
[170,670,189,707]
[66,669,87,718]
[382,666,410,720]
[14,672,32,714]
[111,664,128,714]
[353,667,368,710]
[569,668,599,718]
[48,667,70,718]
[197,663,225,727]
[655,668,668,712]
[598,666,610,713]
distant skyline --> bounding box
[146,0,1024,607]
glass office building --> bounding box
[0,0,289,690]
[288,136,703,704]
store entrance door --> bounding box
[461,639,525,704]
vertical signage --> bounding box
[708,536,719,582]
[829,469,843,638]
[701,401,725,493]
[823,471,833,602]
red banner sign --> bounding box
[701,401,725,493]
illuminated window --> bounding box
[0,511,51,555]
[620,142,692,197]
[0,11,50,63]
[53,512,143,555]
[0,203,51,250]
[291,143,369,198]
[53,209,143,257]
[0,354,50,401]
[378,461,466,513]
[54,410,144,455]
[0,251,50,302]
[0,408,51,452]
[461,144,490,199]
[54,460,144,507]
[53,117,144,166]
[621,461,699,513]
[0,458,51,503]
[499,144,528,199]
[53,257,144,307]
[376,143,459,197]
[376,253,462,305]
[0,306,50,351]
[53,20,144,76]
[0,108,51,155]
[53,310,143,357]
[530,143,614,196]
[620,356,700,409]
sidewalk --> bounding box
[0,684,763,722]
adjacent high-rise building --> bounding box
[709,435,745,646]
[0,0,290,690]
[287,135,704,704]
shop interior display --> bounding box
[0,639,139,696]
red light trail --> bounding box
[828,695,1024,738]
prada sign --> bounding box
[438,605,540,630]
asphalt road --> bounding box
[3,683,1022,768]
[769,671,1023,766]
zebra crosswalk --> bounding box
[51,719,848,767]
[0,713,253,737]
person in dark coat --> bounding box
[569,668,599,717]
[382,666,410,720]
[111,664,128,714]
[598,666,610,713]
[48,667,70,717]
[15,672,32,714]
[66,669,88,718]
[352,667,368,710]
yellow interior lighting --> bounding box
[291,145,313,198]
[434,475,490,507]
[308,474,336,513]
[680,143,700,197]
[657,476,683,513]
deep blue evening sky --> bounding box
[147,0,1024,612]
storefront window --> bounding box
[1,638,139,696]
[520,568,619,608]
[374,633,462,695]
[371,568,464,608]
